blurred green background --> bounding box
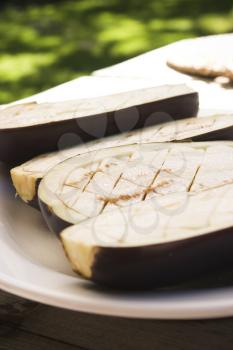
[0,0,232,104]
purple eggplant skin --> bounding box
[89,226,233,290]
[39,190,233,289]
[27,178,41,210]
[191,125,233,142]
[17,121,233,211]
[0,92,198,166]
[39,199,71,235]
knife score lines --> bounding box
[54,144,216,222]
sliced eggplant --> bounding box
[38,141,233,233]
[11,114,233,208]
[61,186,233,289]
[37,140,233,288]
[167,34,233,81]
[0,84,198,165]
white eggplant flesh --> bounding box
[11,114,233,207]
[0,84,198,164]
[38,141,233,289]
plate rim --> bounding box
[2,267,233,320]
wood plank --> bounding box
[1,290,233,350]
[20,303,233,350]
[0,329,83,350]
[0,290,37,325]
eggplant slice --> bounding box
[0,84,198,165]
[11,114,233,208]
[167,34,233,82]
[62,187,233,289]
[38,141,233,288]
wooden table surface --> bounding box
[1,289,233,350]
[1,38,233,349]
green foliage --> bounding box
[0,0,232,103]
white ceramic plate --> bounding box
[1,163,233,320]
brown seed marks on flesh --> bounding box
[65,169,102,188]
[192,179,233,194]
[98,180,171,204]
[98,154,133,213]
[142,150,172,200]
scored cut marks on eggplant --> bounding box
[0,84,198,164]
[11,113,233,208]
[38,141,233,288]
[62,184,233,288]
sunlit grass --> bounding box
[97,14,151,55]
[197,14,233,34]
[0,53,55,81]
[0,0,232,104]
